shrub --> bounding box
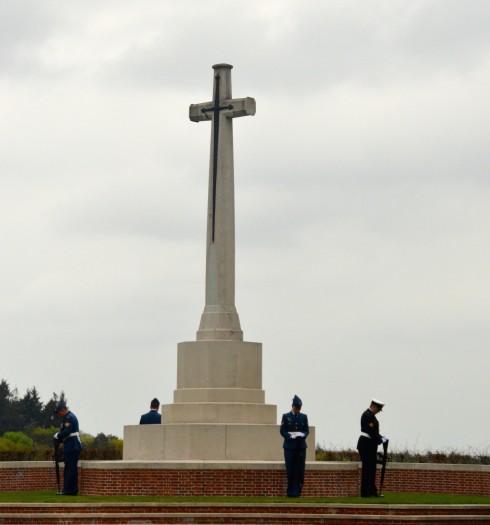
[0,431,33,450]
[315,444,490,465]
[26,426,59,447]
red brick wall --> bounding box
[381,466,490,496]
[1,462,488,497]
[80,467,359,497]
[0,465,58,492]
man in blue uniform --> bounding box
[54,401,82,496]
[280,395,309,497]
[139,398,162,424]
[356,398,388,497]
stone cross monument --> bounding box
[189,63,255,341]
[123,64,314,461]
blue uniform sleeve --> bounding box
[301,414,309,439]
[280,413,292,440]
[57,413,78,441]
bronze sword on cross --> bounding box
[189,64,256,243]
[201,73,233,242]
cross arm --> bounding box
[189,97,256,122]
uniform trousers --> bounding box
[284,448,306,497]
[63,450,80,495]
[357,436,378,497]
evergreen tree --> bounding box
[0,380,68,435]
[92,433,120,449]
[19,387,44,429]
[0,379,17,434]
[41,391,67,428]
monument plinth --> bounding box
[124,64,314,461]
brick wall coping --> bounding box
[0,461,50,469]
[385,463,490,473]
[0,460,488,473]
[79,460,357,471]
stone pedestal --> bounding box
[124,424,294,461]
[123,340,315,460]
[124,423,315,461]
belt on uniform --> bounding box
[360,432,372,439]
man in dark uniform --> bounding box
[280,395,309,497]
[54,401,82,496]
[356,398,388,497]
[139,398,162,424]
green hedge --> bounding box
[315,446,490,465]
[0,447,122,461]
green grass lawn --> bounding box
[0,491,489,505]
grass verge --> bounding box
[0,491,489,505]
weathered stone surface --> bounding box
[124,424,316,461]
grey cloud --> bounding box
[51,176,205,242]
[5,1,489,95]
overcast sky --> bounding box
[1,0,489,454]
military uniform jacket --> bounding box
[280,411,309,450]
[57,411,82,452]
[140,409,162,424]
[360,408,382,445]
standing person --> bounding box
[280,395,309,497]
[139,398,162,424]
[356,398,388,497]
[54,401,82,496]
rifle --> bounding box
[377,439,389,496]
[52,437,64,495]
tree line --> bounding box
[0,379,63,435]
[0,379,122,460]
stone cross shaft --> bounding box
[189,64,256,341]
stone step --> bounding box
[0,503,488,524]
[162,402,277,424]
[173,388,265,404]
[1,503,489,514]
[0,513,488,524]
[0,512,487,524]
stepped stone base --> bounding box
[124,338,318,461]
[123,423,316,461]
[124,337,312,461]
